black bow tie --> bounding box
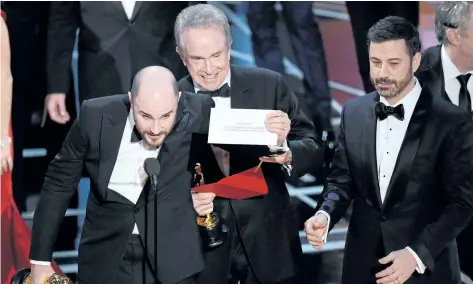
[197,83,230,97]
[375,102,405,121]
[131,125,142,142]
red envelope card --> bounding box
[191,166,268,199]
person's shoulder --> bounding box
[232,65,281,80]
[418,45,442,73]
[81,94,130,114]
[343,91,377,114]
[431,93,472,124]
[83,94,128,108]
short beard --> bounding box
[372,65,413,99]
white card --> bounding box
[208,108,278,146]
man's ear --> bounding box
[128,91,132,104]
[412,52,422,73]
[176,47,187,66]
[178,91,182,101]
[446,28,461,46]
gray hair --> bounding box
[435,1,473,44]
[174,4,233,53]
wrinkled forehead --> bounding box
[182,26,228,55]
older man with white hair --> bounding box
[175,4,325,284]
[416,2,473,278]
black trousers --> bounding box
[247,1,332,132]
[113,235,195,284]
[345,1,419,93]
[342,236,389,284]
[195,213,295,284]
[457,221,473,278]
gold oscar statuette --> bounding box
[192,163,228,248]
[11,269,71,284]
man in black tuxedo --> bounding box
[44,1,194,125]
[29,66,215,284]
[175,4,325,284]
[415,2,473,279]
[305,16,473,284]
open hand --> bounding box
[376,249,417,283]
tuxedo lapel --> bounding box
[361,94,382,211]
[110,2,129,21]
[229,66,252,109]
[98,96,131,203]
[130,1,144,21]
[179,75,195,93]
[382,89,431,212]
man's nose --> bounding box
[151,120,161,134]
[203,60,213,74]
[377,64,390,78]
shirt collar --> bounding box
[128,109,135,127]
[441,44,463,81]
[193,70,231,93]
[380,77,422,121]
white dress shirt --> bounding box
[31,110,159,266]
[441,45,473,109]
[317,80,426,273]
[121,1,136,20]
[109,110,160,235]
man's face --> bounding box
[178,25,231,91]
[130,90,178,148]
[369,39,420,99]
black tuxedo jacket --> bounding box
[30,93,215,284]
[179,66,325,282]
[47,1,192,101]
[316,88,473,283]
[415,45,452,103]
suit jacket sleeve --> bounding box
[274,74,324,176]
[29,101,90,261]
[410,116,473,271]
[46,1,79,94]
[181,92,215,134]
[314,105,354,230]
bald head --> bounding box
[129,66,181,148]
[130,66,179,101]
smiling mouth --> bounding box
[202,75,217,80]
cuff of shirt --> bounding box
[30,260,51,265]
[268,140,292,175]
[405,246,426,274]
[315,210,331,243]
